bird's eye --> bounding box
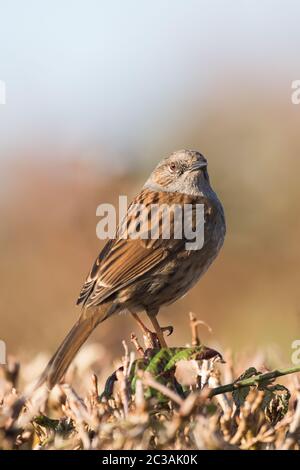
[168,162,177,173]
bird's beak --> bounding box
[189,161,207,172]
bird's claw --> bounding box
[161,325,174,336]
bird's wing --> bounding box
[77,189,199,308]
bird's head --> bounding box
[144,149,210,195]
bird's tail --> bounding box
[36,304,112,390]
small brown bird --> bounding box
[40,150,226,388]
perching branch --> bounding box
[209,365,300,398]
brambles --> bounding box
[0,313,300,450]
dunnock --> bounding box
[40,150,226,388]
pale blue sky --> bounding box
[0,0,299,164]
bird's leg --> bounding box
[130,313,160,349]
[147,315,169,349]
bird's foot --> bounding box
[144,325,174,349]
[142,329,161,349]
[131,312,174,349]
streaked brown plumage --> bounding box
[39,149,226,388]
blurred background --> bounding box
[1,0,300,367]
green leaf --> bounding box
[34,415,74,434]
[100,345,223,404]
[232,367,259,408]
[145,348,174,376]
